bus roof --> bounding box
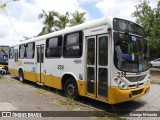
[10,16,136,47]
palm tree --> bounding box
[54,12,70,31]
[70,11,86,26]
[38,9,58,35]
[37,27,48,36]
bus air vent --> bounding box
[131,89,143,96]
[126,75,146,82]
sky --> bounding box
[0,0,158,45]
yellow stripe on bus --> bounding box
[108,83,150,104]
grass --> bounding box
[55,97,123,119]
[2,75,124,120]
[150,71,160,76]
[32,89,46,97]
[0,75,2,79]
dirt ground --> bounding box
[150,71,160,82]
[0,76,119,120]
[0,70,159,120]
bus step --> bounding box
[36,82,44,86]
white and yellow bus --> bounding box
[8,17,150,104]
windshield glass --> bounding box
[0,46,9,56]
[114,33,149,72]
[113,18,145,36]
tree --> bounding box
[70,11,86,26]
[38,10,87,36]
[132,0,160,59]
[54,12,70,31]
[38,9,58,35]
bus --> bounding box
[0,45,9,74]
[8,17,150,104]
[0,45,9,65]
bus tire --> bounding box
[64,78,79,100]
[19,70,24,82]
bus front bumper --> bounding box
[108,82,150,104]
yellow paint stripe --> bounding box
[108,83,150,104]
[8,69,150,104]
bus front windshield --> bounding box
[114,33,149,73]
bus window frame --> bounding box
[45,35,63,58]
[19,44,26,59]
[25,42,35,59]
[9,47,14,59]
[63,31,83,58]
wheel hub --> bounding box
[67,84,75,96]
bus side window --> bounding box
[87,38,95,65]
[63,31,83,58]
[19,44,25,59]
[9,47,14,59]
[26,42,35,59]
[45,36,62,58]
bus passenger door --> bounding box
[14,49,18,76]
[86,36,96,97]
[97,34,108,99]
[86,34,108,99]
[36,45,44,83]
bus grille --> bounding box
[126,75,147,82]
[131,89,143,96]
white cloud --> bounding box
[0,0,88,45]
[0,0,158,45]
[96,0,157,22]
[35,0,79,14]
[96,0,138,21]
[77,0,100,3]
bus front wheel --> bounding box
[19,70,24,82]
[64,78,79,99]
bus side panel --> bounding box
[8,59,14,76]
[24,71,36,82]
[23,59,36,82]
[44,58,85,92]
[77,80,85,96]
[14,69,19,77]
[43,74,61,89]
[43,75,54,88]
[8,68,14,76]
[8,46,18,77]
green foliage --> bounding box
[54,12,70,31]
[70,11,86,27]
[38,9,59,36]
[38,10,86,36]
[132,0,160,59]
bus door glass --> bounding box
[87,36,96,97]
[86,34,108,99]
[36,45,44,83]
[97,35,108,99]
[14,49,18,76]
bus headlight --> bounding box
[114,77,128,89]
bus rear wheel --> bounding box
[19,70,24,82]
[64,78,79,99]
